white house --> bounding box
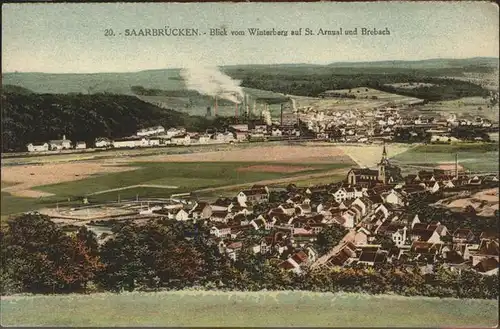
[391,227,408,247]
[113,137,148,148]
[166,127,185,138]
[214,132,235,143]
[271,128,283,137]
[332,187,347,203]
[237,187,269,205]
[428,181,440,194]
[383,190,404,205]
[49,135,72,150]
[431,135,460,143]
[75,141,87,149]
[171,134,190,146]
[175,209,190,221]
[27,143,49,152]
[210,225,231,238]
[351,198,368,216]
[137,125,165,137]
[341,210,356,228]
[345,187,362,200]
[112,139,136,148]
[95,137,112,148]
[198,134,212,144]
[148,138,161,147]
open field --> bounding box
[1,160,352,216]
[1,291,497,327]
[1,141,340,165]
[392,143,499,173]
[236,164,313,173]
[384,82,437,89]
[35,162,350,199]
[336,143,415,167]
[1,163,139,198]
[295,87,423,112]
[108,145,353,164]
[1,144,355,216]
[415,96,499,122]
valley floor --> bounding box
[1,290,498,327]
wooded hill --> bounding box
[1,91,217,152]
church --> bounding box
[346,144,402,187]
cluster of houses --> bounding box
[112,146,498,276]
[26,135,86,152]
[299,105,496,143]
[229,123,301,142]
[138,176,498,276]
[26,126,239,152]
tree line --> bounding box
[237,73,490,101]
[1,213,497,299]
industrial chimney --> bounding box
[280,104,284,127]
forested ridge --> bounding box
[237,74,490,101]
[1,92,216,151]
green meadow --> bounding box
[392,143,499,173]
[1,162,350,216]
[1,291,497,327]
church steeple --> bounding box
[379,142,388,165]
[377,143,388,184]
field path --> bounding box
[193,168,350,194]
[88,184,179,196]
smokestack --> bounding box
[280,104,284,127]
[214,96,218,117]
[243,93,247,114]
[455,153,458,179]
[235,102,238,118]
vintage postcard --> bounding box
[1,1,498,327]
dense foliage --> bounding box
[1,214,498,299]
[315,224,348,254]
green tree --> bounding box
[314,224,348,255]
[1,214,101,294]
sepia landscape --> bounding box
[1,2,499,327]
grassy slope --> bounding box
[392,143,499,172]
[32,162,338,196]
[1,291,497,327]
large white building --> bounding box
[137,125,165,137]
[27,143,49,152]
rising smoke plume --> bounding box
[180,66,244,103]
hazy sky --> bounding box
[2,2,499,73]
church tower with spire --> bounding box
[377,143,389,184]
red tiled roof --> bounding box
[291,251,309,264]
[474,257,499,273]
